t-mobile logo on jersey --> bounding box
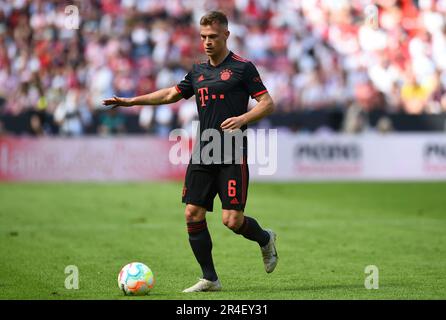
[197,87,225,107]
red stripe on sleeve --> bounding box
[175,85,182,93]
[232,54,249,62]
[232,56,248,63]
[252,90,267,98]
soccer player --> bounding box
[103,11,278,292]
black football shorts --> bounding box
[182,158,249,212]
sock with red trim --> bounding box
[234,216,270,247]
[187,220,218,282]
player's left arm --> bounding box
[220,92,275,131]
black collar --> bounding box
[207,50,232,68]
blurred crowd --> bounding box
[0,0,446,137]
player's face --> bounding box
[200,23,229,57]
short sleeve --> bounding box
[175,71,194,99]
[242,62,268,99]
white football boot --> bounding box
[182,278,222,293]
[261,229,278,273]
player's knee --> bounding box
[222,215,243,231]
[222,216,230,228]
[184,205,206,222]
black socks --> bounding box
[187,216,270,281]
[234,216,269,247]
[234,216,270,247]
[187,220,218,282]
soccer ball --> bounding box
[118,262,155,295]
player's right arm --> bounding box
[102,86,183,108]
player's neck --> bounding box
[208,48,230,67]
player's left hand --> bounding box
[220,116,246,131]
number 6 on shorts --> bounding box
[228,179,236,197]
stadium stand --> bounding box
[0,0,445,136]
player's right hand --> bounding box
[102,96,132,108]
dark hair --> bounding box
[200,11,228,28]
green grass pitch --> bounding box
[0,182,445,300]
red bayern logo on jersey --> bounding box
[220,69,233,81]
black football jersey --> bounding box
[175,51,268,164]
